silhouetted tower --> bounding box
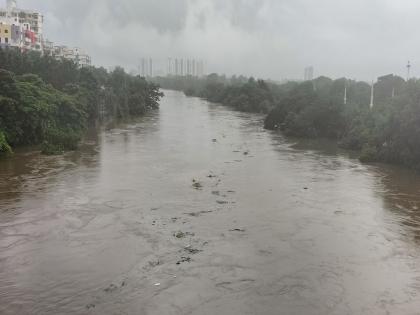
[304,66,314,81]
[370,80,374,109]
[174,59,179,76]
[149,58,153,77]
[167,58,172,75]
[180,59,184,76]
[141,58,146,77]
[407,61,411,81]
[344,86,347,105]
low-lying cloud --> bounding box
[18,0,420,80]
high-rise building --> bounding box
[149,58,153,77]
[304,66,314,81]
[175,59,179,76]
[167,58,172,75]
[141,58,147,77]
[166,56,206,77]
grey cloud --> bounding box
[15,0,420,80]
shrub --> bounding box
[0,131,12,156]
[41,128,81,155]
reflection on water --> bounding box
[1,90,420,315]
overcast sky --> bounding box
[15,0,420,81]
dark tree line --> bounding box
[156,73,420,169]
[0,49,163,155]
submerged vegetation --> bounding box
[0,49,163,156]
[156,74,420,169]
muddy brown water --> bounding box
[1,90,420,315]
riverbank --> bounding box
[155,74,420,170]
[0,49,163,156]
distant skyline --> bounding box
[13,0,420,81]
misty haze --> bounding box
[1,1,420,315]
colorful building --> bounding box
[0,22,11,46]
[0,0,91,67]
[0,0,43,51]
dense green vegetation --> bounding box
[0,49,162,155]
[155,74,274,113]
[156,73,420,169]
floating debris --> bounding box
[174,231,185,238]
[230,228,246,232]
[148,260,161,268]
[174,231,195,238]
[184,245,202,254]
[217,200,229,205]
[192,179,203,189]
[176,256,192,265]
[104,284,118,293]
[86,304,96,310]
[185,210,213,217]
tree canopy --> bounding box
[0,49,163,155]
[156,73,420,169]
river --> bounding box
[1,90,420,315]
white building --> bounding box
[53,45,91,67]
[304,66,314,81]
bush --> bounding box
[0,131,12,156]
[359,144,379,163]
[41,141,64,155]
[41,128,81,155]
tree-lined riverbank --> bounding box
[0,49,162,156]
[155,74,420,169]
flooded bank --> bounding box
[1,90,420,314]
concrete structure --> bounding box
[344,86,347,105]
[0,0,91,67]
[149,58,153,77]
[370,81,375,109]
[140,58,153,77]
[52,45,91,67]
[42,38,53,55]
[0,23,10,46]
[304,66,314,81]
[406,61,411,81]
[0,0,44,51]
[166,57,206,77]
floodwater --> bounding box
[1,90,420,315]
